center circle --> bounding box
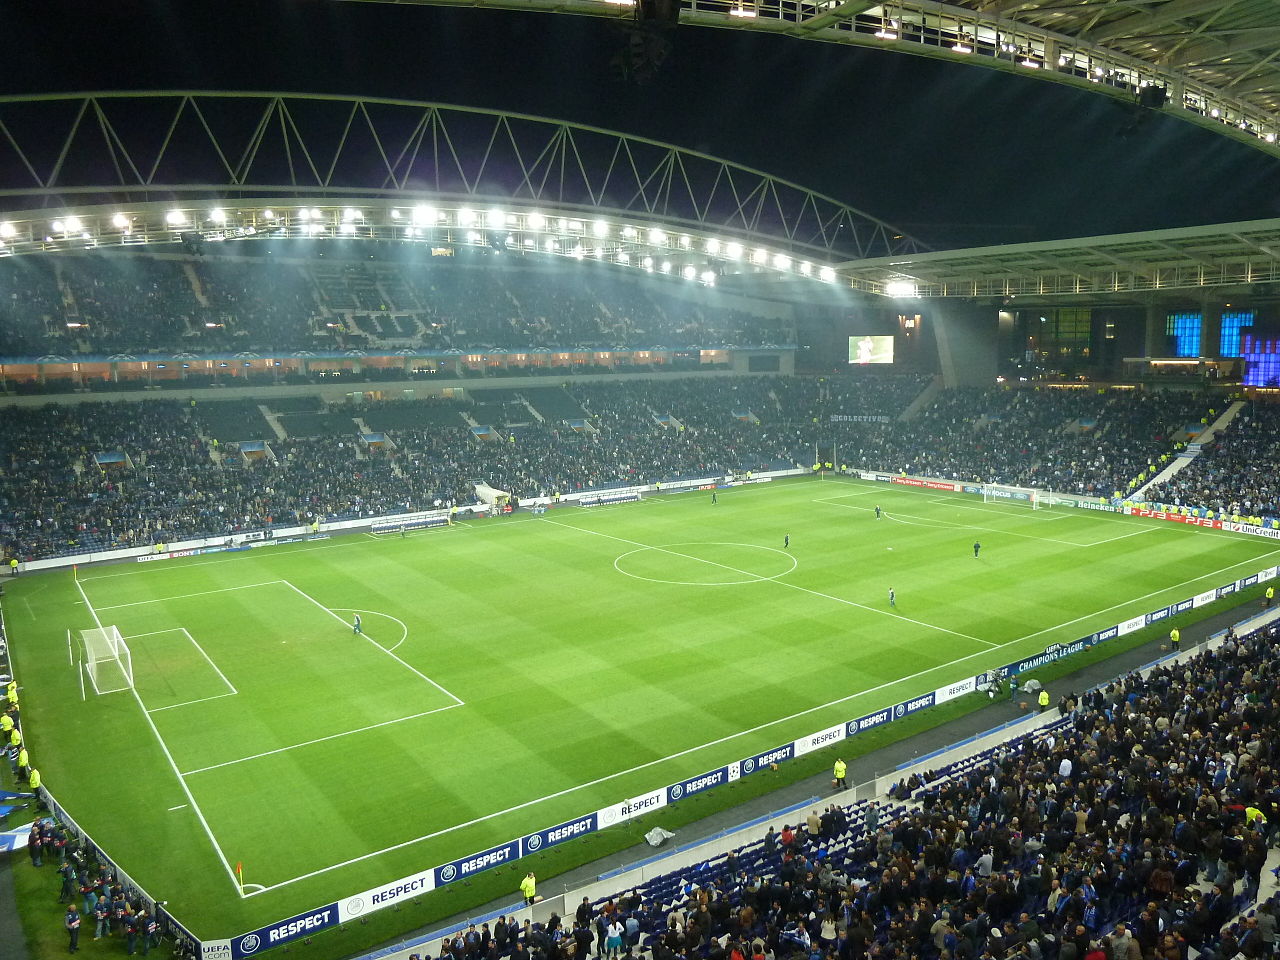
[614,541,798,586]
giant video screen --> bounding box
[848,335,895,364]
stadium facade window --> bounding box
[1220,311,1253,358]
[1165,312,1202,357]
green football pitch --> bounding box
[8,475,1279,938]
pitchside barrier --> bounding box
[14,466,1280,957]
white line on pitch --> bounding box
[817,499,1091,546]
[280,580,464,705]
[241,544,1280,898]
[73,577,245,897]
[168,805,188,812]
[94,580,286,610]
[148,692,239,714]
[178,628,238,695]
[542,517,998,647]
[180,702,463,775]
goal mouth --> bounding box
[981,483,1049,510]
[81,626,133,695]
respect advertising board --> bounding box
[229,905,340,959]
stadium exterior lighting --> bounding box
[725,241,744,260]
[522,237,534,247]
[729,5,757,15]
[457,208,476,226]
[819,266,837,283]
[705,238,721,255]
[660,261,672,273]
[751,247,768,265]
[544,238,557,252]
[679,234,692,249]
[773,253,792,270]
[342,208,362,222]
[209,208,227,224]
[165,210,186,226]
[528,212,546,230]
[558,218,570,231]
[262,209,275,220]
[51,220,65,233]
[621,225,637,239]
[798,261,812,276]
[486,208,505,227]
[592,220,609,238]
[413,205,437,226]
[1020,58,1039,68]
[0,222,14,239]
[885,280,917,297]
[307,222,325,235]
[701,270,717,284]
[66,216,83,232]
[648,228,666,245]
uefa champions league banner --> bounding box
[226,905,340,959]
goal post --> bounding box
[81,626,133,695]
[981,483,1049,510]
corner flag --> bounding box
[236,861,244,894]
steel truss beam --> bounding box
[0,91,921,261]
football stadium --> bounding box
[3,5,1280,960]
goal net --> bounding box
[981,483,1049,510]
[82,626,133,694]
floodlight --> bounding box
[209,208,227,224]
[165,210,186,226]
[617,252,631,264]
[0,222,14,239]
[621,225,637,239]
[262,209,276,220]
[642,256,654,269]
[819,266,836,283]
[773,254,792,270]
[751,248,768,265]
[544,238,557,251]
[307,222,325,234]
[457,208,476,226]
[341,223,356,235]
[592,220,609,238]
[297,208,312,221]
[701,270,716,284]
[66,216,84,232]
[486,208,505,227]
[309,208,323,220]
[413,205,436,226]
[725,242,743,260]
[705,238,721,255]
[660,261,672,273]
[648,228,666,245]
[390,209,403,220]
[522,238,534,247]
[952,43,972,53]
[51,220,65,233]
[571,245,585,259]
[568,220,584,232]
[404,227,416,238]
[528,212,546,230]
[682,265,697,280]
[466,231,482,243]
[679,235,691,249]
[1210,107,1220,118]
[558,218,570,231]
[885,280,917,297]
[342,208,362,222]
[1268,133,1277,143]
[799,261,812,276]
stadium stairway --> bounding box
[898,375,942,421]
[258,404,290,442]
[1133,399,1245,500]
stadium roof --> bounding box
[333,0,1280,158]
[840,215,1280,298]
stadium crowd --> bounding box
[1147,403,1280,522]
[484,623,1280,960]
[0,249,789,358]
[0,376,1260,562]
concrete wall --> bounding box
[931,301,998,387]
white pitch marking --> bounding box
[168,804,188,812]
[545,518,998,647]
[73,576,245,897]
[148,692,239,714]
[280,580,463,705]
[331,608,410,652]
[238,545,1280,898]
[94,580,285,611]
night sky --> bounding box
[5,0,1280,249]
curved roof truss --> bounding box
[0,91,921,262]
[335,0,1280,157]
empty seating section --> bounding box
[523,388,591,422]
[194,401,273,444]
[0,247,790,358]
[277,412,359,438]
[360,399,469,432]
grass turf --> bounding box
[6,475,1279,942]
